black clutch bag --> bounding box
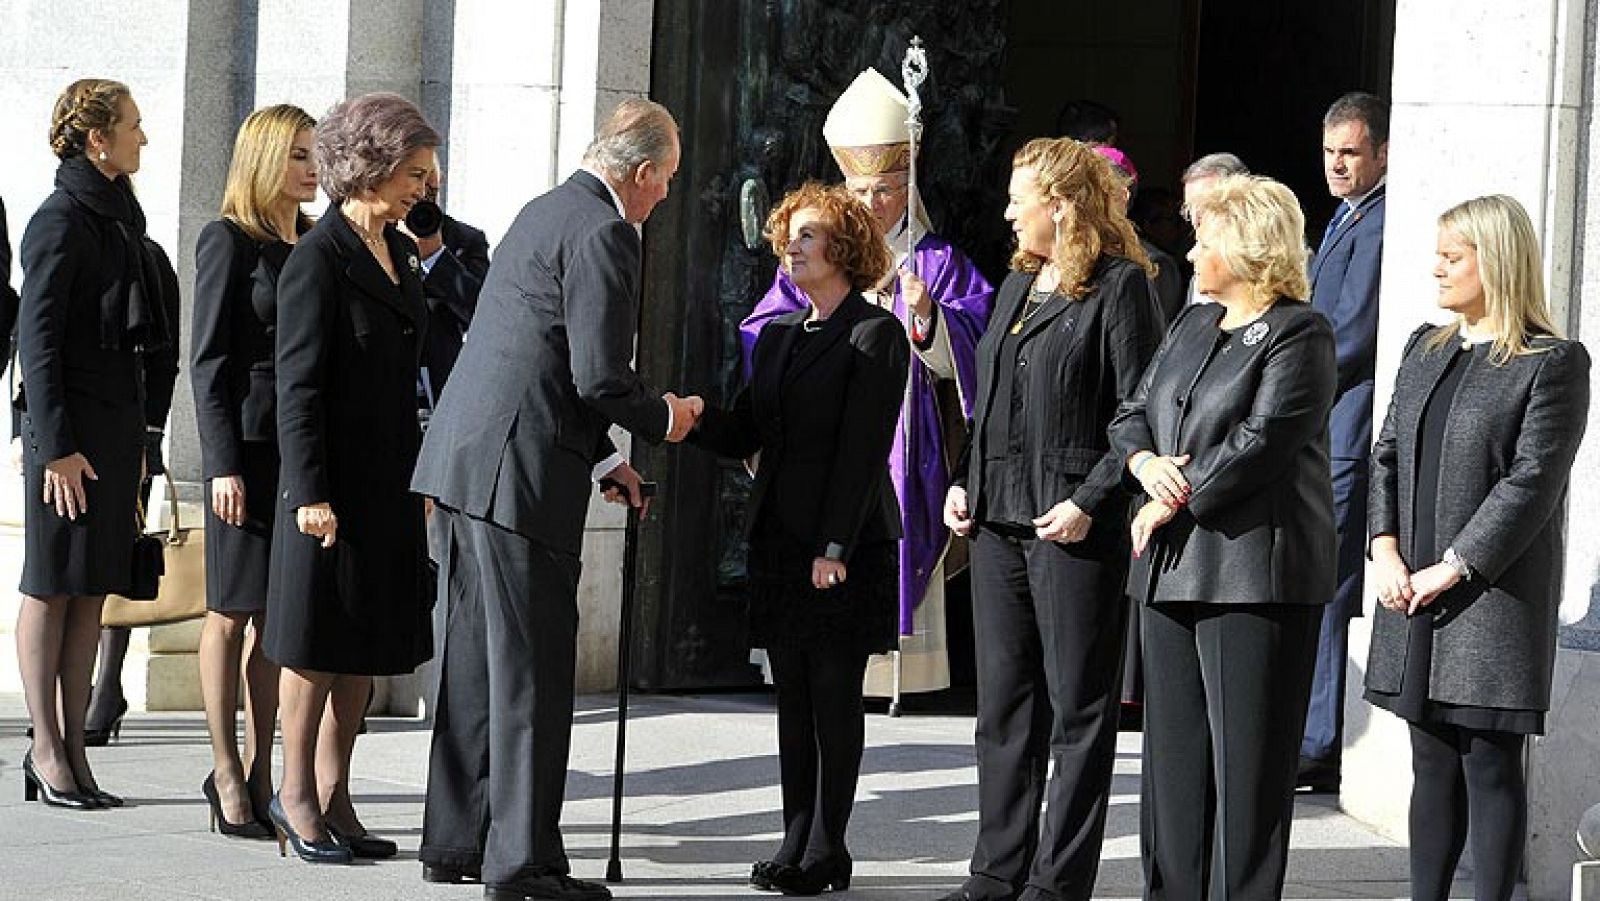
[122,524,166,602]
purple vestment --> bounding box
[740,233,994,634]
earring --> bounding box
[97,151,107,162]
[1053,218,1061,250]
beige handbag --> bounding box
[102,472,206,628]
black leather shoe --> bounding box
[328,824,397,859]
[267,795,353,864]
[22,752,97,810]
[770,856,851,895]
[750,859,801,891]
[484,869,612,900]
[1296,755,1340,793]
[423,862,482,884]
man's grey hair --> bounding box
[1182,152,1249,184]
[582,98,678,180]
[1323,91,1389,146]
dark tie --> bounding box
[1317,204,1353,257]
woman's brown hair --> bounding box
[765,181,893,292]
[49,78,132,161]
[1009,137,1153,297]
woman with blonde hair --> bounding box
[692,182,909,895]
[190,102,317,838]
[1108,174,1337,898]
[938,137,1164,901]
[15,77,169,810]
[1365,194,1589,901]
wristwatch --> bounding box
[1442,546,1473,582]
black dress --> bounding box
[264,207,433,676]
[1364,342,1543,734]
[191,218,299,613]
[16,157,171,597]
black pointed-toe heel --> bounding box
[83,699,128,748]
[267,795,353,864]
[771,856,851,896]
[751,860,801,891]
[203,773,272,838]
[22,752,98,810]
[328,824,398,859]
[85,787,124,808]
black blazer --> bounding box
[1109,300,1337,605]
[1366,326,1590,710]
[276,204,428,512]
[1,195,19,366]
[140,236,182,432]
[418,214,490,404]
[191,218,295,478]
[17,170,153,460]
[954,256,1164,524]
[694,292,909,559]
[412,171,669,555]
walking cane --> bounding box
[601,477,657,884]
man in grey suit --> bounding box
[1300,92,1389,793]
[413,99,696,901]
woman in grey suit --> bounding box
[1365,194,1590,901]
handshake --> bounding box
[663,392,706,442]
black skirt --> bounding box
[746,517,898,656]
[203,440,278,613]
[18,398,144,597]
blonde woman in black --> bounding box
[16,78,170,810]
[191,103,318,838]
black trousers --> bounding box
[962,525,1129,901]
[1140,601,1321,901]
[420,508,583,884]
[1407,722,1526,901]
[766,645,871,868]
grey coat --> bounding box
[1365,324,1590,711]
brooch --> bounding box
[1242,321,1269,347]
[408,254,421,274]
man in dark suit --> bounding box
[404,188,491,412]
[1301,92,1389,793]
[413,99,696,901]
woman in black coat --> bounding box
[14,78,169,810]
[190,103,318,838]
[693,183,908,896]
[1108,175,1337,899]
[939,137,1164,901]
[264,93,437,864]
[1364,194,1590,901]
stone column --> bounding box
[1342,4,1595,898]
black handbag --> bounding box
[122,506,166,601]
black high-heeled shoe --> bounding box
[750,859,802,891]
[83,699,128,748]
[22,752,98,810]
[267,795,353,864]
[84,787,124,808]
[770,856,852,896]
[203,773,272,838]
[328,823,398,859]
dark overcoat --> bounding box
[1365,324,1590,711]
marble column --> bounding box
[1342,3,1596,898]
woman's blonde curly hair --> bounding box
[1009,137,1154,297]
[765,181,893,292]
[1186,174,1311,305]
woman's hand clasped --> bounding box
[812,557,848,590]
[296,502,338,548]
[1370,535,1414,613]
[43,452,97,520]
[943,485,973,537]
[212,475,247,527]
[1404,562,1461,616]
[1033,498,1091,543]
[1131,451,1192,507]
[1130,499,1177,558]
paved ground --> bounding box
[0,689,1476,900]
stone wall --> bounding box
[0,0,655,709]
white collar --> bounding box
[580,166,629,222]
[1343,174,1388,212]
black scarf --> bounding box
[54,155,169,352]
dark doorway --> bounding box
[631,0,1394,692]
